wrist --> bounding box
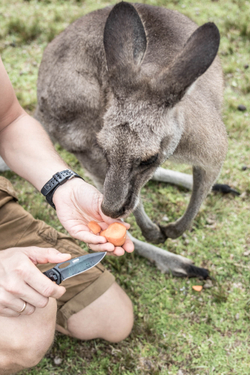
[41,169,84,209]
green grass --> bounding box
[0,0,250,374]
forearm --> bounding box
[0,113,68,190]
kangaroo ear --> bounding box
[103,2,147,71]
[151,22,220,105]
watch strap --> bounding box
[41,169,83,209]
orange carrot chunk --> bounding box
[87,221,101,234]
[192,285,203,292]
[100,222,127,247]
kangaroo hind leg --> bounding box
[128,232,209,279]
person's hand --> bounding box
[0,247,71,317]
[53,178,134,256]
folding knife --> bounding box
[43,252,106,285]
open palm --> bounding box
[53,178,134,256]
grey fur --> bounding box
[35,2,227,278]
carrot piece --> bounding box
[87,221,101,234]
[192,285,203,292]
[100,222,127,247]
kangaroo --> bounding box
[35,2,228,278]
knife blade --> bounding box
[43,252,106,285]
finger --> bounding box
[120,221,130,229]
[111,236,133,255]
[122,236,134,253]
[88,236,134,254]
[1,290,36,314]
[88,242,115,252]
[22,263,67,300]
[0,307,20,317]
[14,301,35,316]
[14,282,50,309]
[97,247,124,257]
[2,279,50,310]
[72,231,107,244]
[113,247,125,256]
[22,247,71,265]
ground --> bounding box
[0,0,250,374]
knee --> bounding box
[0,347,45,373]
[23,329,55,368]
[101,285,134,343]
[108,291,134,343]
[0,317,55,371]
[67,282,134,343]
[1,328,54,371]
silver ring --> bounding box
[19,301,27,314]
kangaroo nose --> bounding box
[101,202,126,219]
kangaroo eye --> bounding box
[140,154,158,166]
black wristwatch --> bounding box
[41,169,84,209]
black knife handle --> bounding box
[43,268,62,285]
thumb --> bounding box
[22,247,71,265]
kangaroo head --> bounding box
[98,1,220,218]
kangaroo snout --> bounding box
[101,185,137,219]
[101,201,126,219]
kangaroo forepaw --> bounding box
[141,223,167,244]
[159,222,184,239]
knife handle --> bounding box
[43,268,62,285]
